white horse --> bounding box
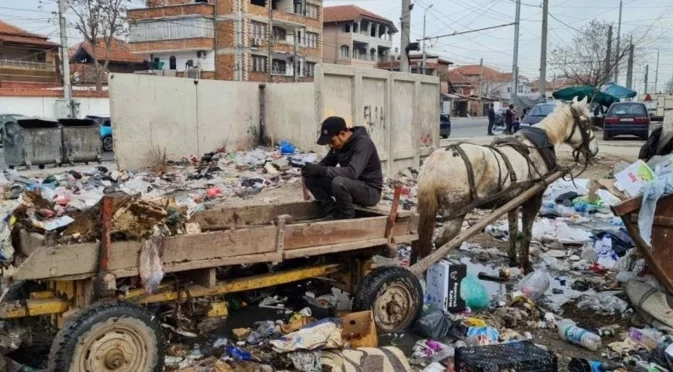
[413,97,599,272]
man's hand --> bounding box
[301,163,326,178]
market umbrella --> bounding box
[552,85,620,107]
[600,83,638,99]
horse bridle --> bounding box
[566,105,595,163]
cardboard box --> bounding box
[614,160,655,197]
[587,179,628,204]
[426,260,467,313]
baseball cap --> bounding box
[317,117,347,145]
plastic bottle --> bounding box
[557,319,602,351]
[518,271,551,300]
[574,202,590,217]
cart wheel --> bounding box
[353,266,423,333]
[38,165,44,170]
[48,300,165,372]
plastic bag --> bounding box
[414,310,452,339]
[519,271,550,300]
[577,293,628,315]
[460,275,489,310]
[139,237,164,294]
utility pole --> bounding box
[539,0,548,98]
[511,0,521,100]
[478,58,484,97]
[614,0,622,84]
[58,0,74,118]
[400,0,411,73]
[421,4,434,75]
[604,25,612,82]
[626,38,634,90]
[644,64,649,94]
[654,49,660,92]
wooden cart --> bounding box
[0,195,420,371]
[612,194,673,294]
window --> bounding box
[306,4,319,19]
[370,48,376,62]
[252,55,267,72]
[250,0,266,7]
[272,59,287,75]
[169,56,176,70]
[305,62,316,77]
[130,18,214,42]
[607,103,648,116]
[344,24,350,33]
[304,32,318,48]
[250,21,266,40]
[507,87,511,93]
[272,27,287,42]
[340,45,349,58]
[294,0,303,15]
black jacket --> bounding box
[319,126,383,191]
[488,108,496,121]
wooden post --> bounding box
[95,196,115,298]
[409,168,570,276]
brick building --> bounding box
[322,5,396,69]
[0,20,60,89]
[128,0,323,82]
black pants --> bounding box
[487,118,494,134]
[506,121,513,134]
[304,176,381,218]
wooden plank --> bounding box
[392,235,418,244]
[410,169,569,276]
[283,238,388,259]
[192,201,323,229]
[14,227,277,281]
[612,196,644,216]
[285,217,388,250]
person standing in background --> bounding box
[505,104,516,134]
[487,104,496,136]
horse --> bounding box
[413,97,599,273]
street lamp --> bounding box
[422,3,434,75]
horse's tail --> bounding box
[414,170,440,263]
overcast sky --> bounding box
[2,0,672,92]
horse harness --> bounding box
[440,109,592,222]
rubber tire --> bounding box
[3,280,44,301]
[603,130,610,141]
[48,300,165,372]
[441,134,448,139]
[102,136,113,152]
[353,266,423,333]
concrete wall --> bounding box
[110,64,440,174]
[109,74,258,169]
[0,96,109,119]
[315,64,439,174]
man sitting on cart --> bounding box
[302,116,383,219]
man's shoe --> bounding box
[487,132,495,136]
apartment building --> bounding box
[128,0,323,82]
[322,5,396,69]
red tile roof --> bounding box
[0,20,59,48]
[69,38,147,64]
[324,5,397,31]
[442,70,473,86]
[451,65,502,79]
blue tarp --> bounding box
[600,83,638,99]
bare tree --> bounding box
[549,20,632,88]
[45,0,130,91]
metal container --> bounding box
[59,119,102,164]
[2,118,62,169]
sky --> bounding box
[2,0,673,93]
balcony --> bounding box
[130,17,214,43]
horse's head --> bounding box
[564,96,599,159]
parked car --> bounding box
[603,102,650,141]
[86,115,113,151]
[0,114,29,147]
[522,102,557,126]
[440,113,451,139]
